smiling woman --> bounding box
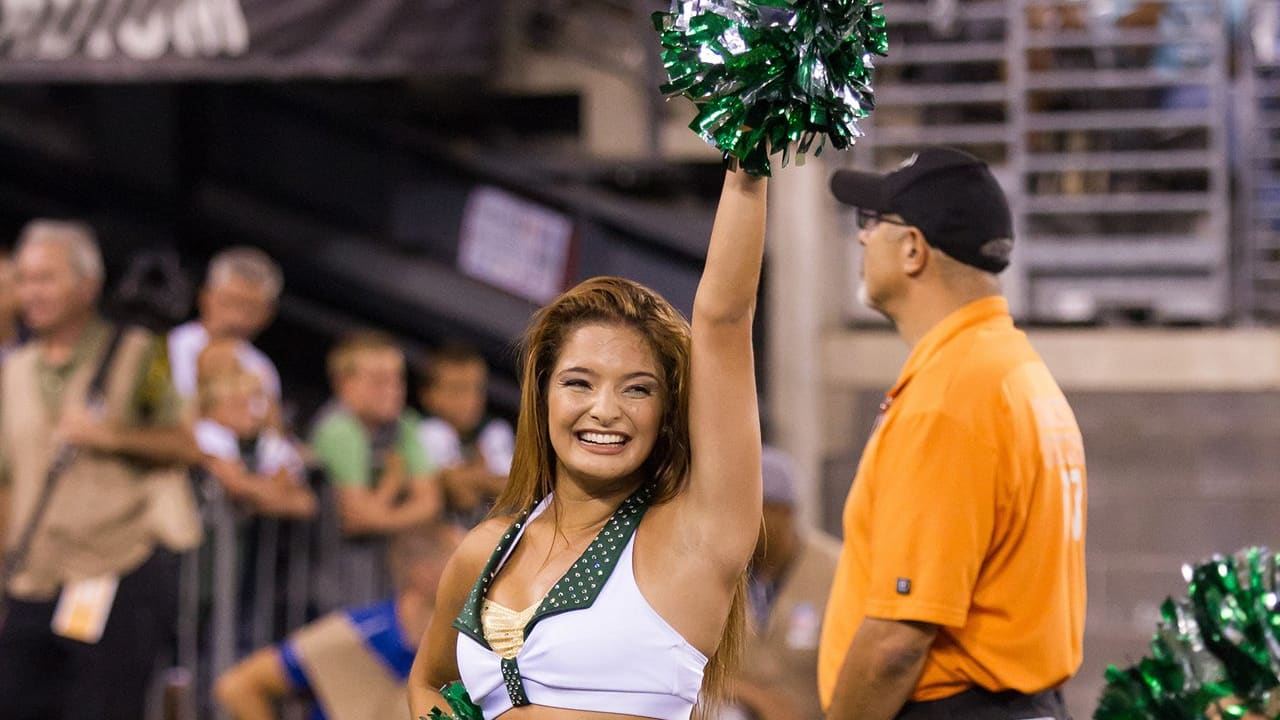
[546,323,664,489]
[408,169,768,720]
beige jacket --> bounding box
[1,325,199,600]
[290,611,409,720]
[740,530,842,720]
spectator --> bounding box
[723,447,841,720]
[0,219,201,720]
[313,330,441,536]
[169,246,283,413]
[416,341,513,528]
[214,523,462,720]
[310,331,441,606]
[195,339,316,520]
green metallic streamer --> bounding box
[423,682,484,720]
[1095,549,1280,720]
[653,0,887,176]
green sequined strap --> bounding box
[501,657,530,706]
[523,483,653,637]
[452,507,530,646]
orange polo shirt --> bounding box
[817,296,1086,707]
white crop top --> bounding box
[453,486,708,719]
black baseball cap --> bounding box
[830,147,1013,273]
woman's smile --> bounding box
[575,430,632,454]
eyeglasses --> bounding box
[856,208,911,231]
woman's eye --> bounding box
[561,378,590,389]
[625,385,653,397]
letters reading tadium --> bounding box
[0,0,249,61]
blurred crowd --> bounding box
[0,219,842,720]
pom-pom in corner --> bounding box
[1093,548,1280,720]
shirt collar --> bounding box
[887,296,1011,399]
[38,315,110,374]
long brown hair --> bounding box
[490,276,747,716]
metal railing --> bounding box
[169,471,389,720]
[843,0,1243,324]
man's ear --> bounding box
[259,302,278,332]
[81,276,104,310]
[901,228,930,277]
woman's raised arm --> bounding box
[684,168,768,571]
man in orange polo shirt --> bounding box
[819,147,1086,720]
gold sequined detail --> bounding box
[481,598,539,660]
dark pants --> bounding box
[897,688,1071,720]
[0,550,179,720]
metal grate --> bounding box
[841,0,1235,324]
[1239,0,1280,318]
[1015,0,1230,323]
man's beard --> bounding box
[856,281,885,315]
[856,281,872,309]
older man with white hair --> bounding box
[0,219,200,720]
[168,245,284,410]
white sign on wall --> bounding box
[458,185,575,304]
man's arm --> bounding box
[827,618,937,720]
[207,459,316,520]
[336,485,396,537]
[59,407,201,465]
[372,451,407,505]
[104,425,201,465]
[250,468,317,519]
[439,458,508,513]
[829,413,996,719]
[213,646,293,720]
[381,473,443,531]
[336,475,440,536]
[448,459,508,497]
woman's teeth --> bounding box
[580,431,626,445]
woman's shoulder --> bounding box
[449,515,519,576]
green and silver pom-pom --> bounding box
[1095,548,1280,720]
[423,682,484,720]
[653,0,887,176]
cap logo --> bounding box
[980,238,1014,260]
[897,153,919,170]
